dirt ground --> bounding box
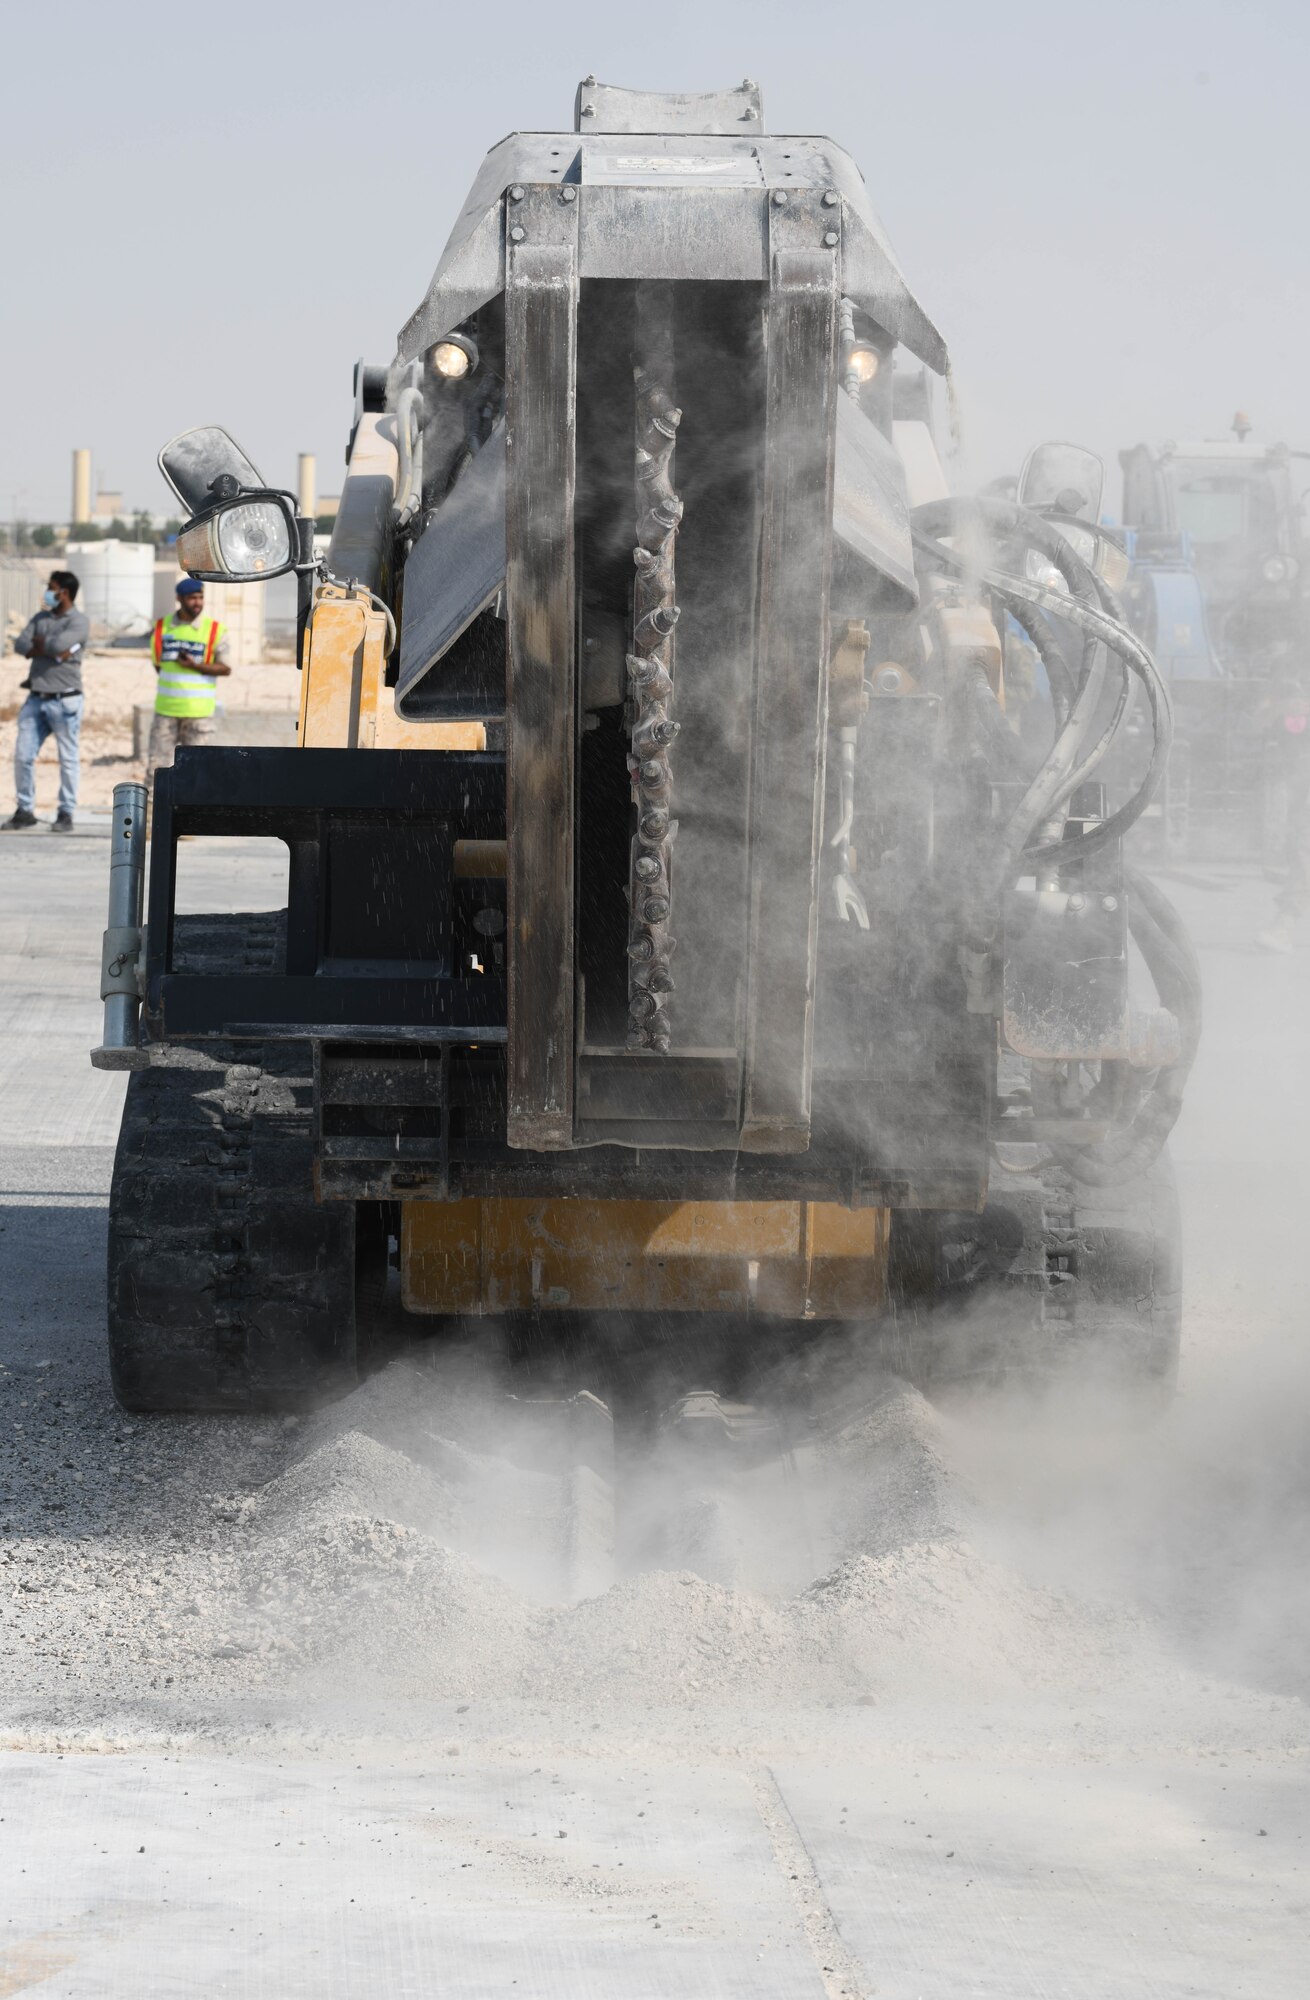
[0,650,302,814]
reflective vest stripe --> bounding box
[157,670,215,691]
[156,677,217,714]
[204,620,218,664]
[151,619,165,665]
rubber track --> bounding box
[108,913,357,1414]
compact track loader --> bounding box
[94,81,1197,1412]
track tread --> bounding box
[893,1150,1181,1395]
[108,953,356,1412]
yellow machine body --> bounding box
[298,584,483,752]
[401,1198,890,1320]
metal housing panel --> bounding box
[395,424,506,717]
[574,79,766,135]
[577,186,768,280]
[832,395,918,605]
[1002,885,1130,1061]
[741,198,841,1152]
[396,125,947,374]
[398,134,576,356]
[504,189,579,1149]
[580,141,765,186]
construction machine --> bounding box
[93,81,1197,1415]
[1117,420,1310,856]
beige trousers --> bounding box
[145,711,217,789]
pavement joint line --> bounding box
[0,1193,109,1203]
[751,1766,869,2000]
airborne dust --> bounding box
[2,879,1307,1737]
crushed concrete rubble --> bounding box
[0,1356,1192,1718]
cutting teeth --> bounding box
[633,605,680,649]
[627,290,681,1055]
[626,653,672,702]
[633,717,680,753]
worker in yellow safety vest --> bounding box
[146,578,231,787]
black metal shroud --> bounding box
[144,747,507,1042]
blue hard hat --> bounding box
[176,577,203,596]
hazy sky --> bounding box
[4,0,1307,520]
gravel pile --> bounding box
[0,1318,1243,1729]
[253,1429,460,1538]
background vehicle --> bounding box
[92,81,1196,1419]
[1119,420,1310,856]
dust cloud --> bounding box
[7,1285,1304,1736]
[951,1325,1310,1707]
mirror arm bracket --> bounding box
[295,515,317,670]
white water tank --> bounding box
[64,540,156,637]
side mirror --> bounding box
[159,426,306,582]
[1018,441,1105,522]
[158,426,266,515]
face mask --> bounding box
[42,590,58,609]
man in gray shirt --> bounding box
[6,569,90,832]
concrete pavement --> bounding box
[0,837,1306,1996]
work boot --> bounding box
[1256,914,1295,953]
[52,811,75,833]
[2,809,37,831]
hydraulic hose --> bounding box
[967,662,1029,777]
[1039,644,1137,816]
[911,500,1172,865]
[912,495,1096,605]
[913,499,1192,1188]
[991,567,1172,866]
[913,505,1113,892]
[911,501,1109,832]
[1007,598,1079,725]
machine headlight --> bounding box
[1262,554,1295,584]
[1025,547,1068,594]
[216,502,292,575]
[845,344,880,384]
[1049,518,1131,591]
[175,491,299,582]
[1096,538,1132,592]
[430,334,479,380]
